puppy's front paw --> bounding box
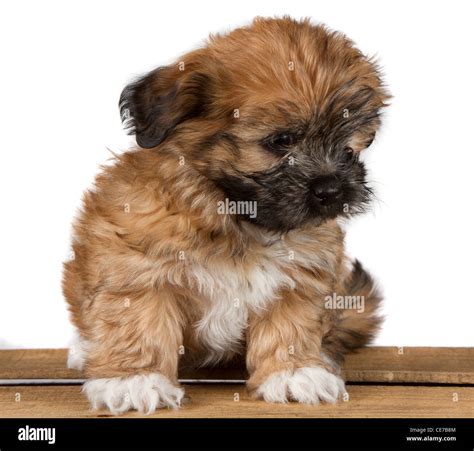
[256,366,346,405]
[83,373,184,415]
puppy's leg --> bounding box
[67,328,90,371]
[246,289,346,405]
[81,288,186,414]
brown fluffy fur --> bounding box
[63,16,387,406]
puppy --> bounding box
[63,16,389,414]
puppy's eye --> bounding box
[272,134,296,147]
[263,133,299,152]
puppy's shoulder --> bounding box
[75,148,169,241]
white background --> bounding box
[0,0,473,349]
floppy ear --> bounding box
[119,64,211,148]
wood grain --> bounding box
[0,347,473,384]
[1,384,472,418]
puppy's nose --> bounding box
[311,175,342,206]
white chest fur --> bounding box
[177,224,340,362]
[188,247,296,361]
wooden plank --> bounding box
[0,349,78,380]
[344,346,474,384]
[0,347,473,384]
[0,384,472,418]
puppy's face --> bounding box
[121,17,390,232]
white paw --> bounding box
[83,373,185,415]
[67,332,90,371]
[256,366,346,405]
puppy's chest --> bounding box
[189,248,298,357]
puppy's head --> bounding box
[120,17,390,231]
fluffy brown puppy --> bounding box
[63,16,389,414]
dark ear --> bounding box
[119,65,211,148]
